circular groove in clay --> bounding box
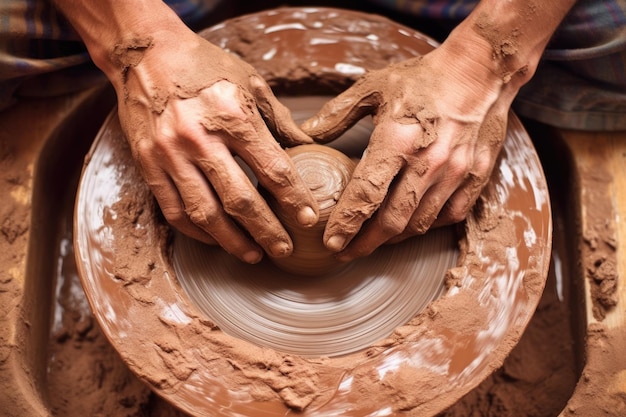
[173,98,458,357]
[267,144,359,276]
[74,8,552,417]
[174,235,455,354]
[173,223,457,357]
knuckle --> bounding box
[472,156,494,177]
[132,137,156,162]
[445,187,479,224]
[186,208,210,226]
[408,208,438,235]
[352,176,386,205]
[249,74,270,93]
[183,198,219,228]
[408,219,431,235]
[424,148,451,173]
[377,215,406,238]
[262,157,295,188]
[449,154,472,178]
[161,206,186,226]
[444,202,470,224]
[221,188,257,215]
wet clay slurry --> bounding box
[269,144,358,276]
[73,8,552,417]
[174,135,457,358]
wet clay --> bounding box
[577,159,618,320]
[0,6,587,417]
[267,144,357,275]
[73,8,553,417]
[172,122,456,357]
[47,208,576,417]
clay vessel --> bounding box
[268,144,356,276]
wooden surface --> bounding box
[561,130,626,328]
[0,85,113,417]
[558,129,626,416]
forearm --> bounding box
[52,0,195,87]
[443,0,577,91]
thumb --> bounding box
[300,76,381,144]
[249,75,313,147]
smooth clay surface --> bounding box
[72,8,553,417]
[173,136,457,358]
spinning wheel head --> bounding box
[74,8,551,417]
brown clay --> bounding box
[72,8,552,417]
[268,144,356,275]
[172,99,456,358]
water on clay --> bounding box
[173,96,458,358]
[44,7,576,417]
[47,156,579,416]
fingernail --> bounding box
[270,241,291,257]
[297,206,317,227]
[243,250,262,264]
[326,235,346,252]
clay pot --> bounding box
[268,144,356,276]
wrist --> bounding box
[54,0,193,83]
[445,18,534,93]
[451,0,576,90]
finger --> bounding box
[169,160,269,264]
[431,180,481,229]
[133,143,220,246]
[430,119,504,230]
[231,120,320,229]
[249,75,313,147]
[143,166,219,246]
[384,153,475,245]
[198,84,320,228]
[430,160,493,230]
[335,167,429,261]
[300,75,383,143]
[194,140,296,258]
[322,123,412,252]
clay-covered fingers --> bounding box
[428,143,502,231]
[136,147,265,263]
[140,164,218,246]
[385,133,504,246]
[426,112,507,231]
[248,75,313,147]
[185,81,321,256]
[192,143,296,259]
[300,76,382,143]
[322,123,413,253]
[329,126,460,260]
[232,121,320,230]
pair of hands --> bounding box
[116,27,516,264]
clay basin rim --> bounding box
[73,7,552,417]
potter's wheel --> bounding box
[74,7,552,417]
[173,96,458,358]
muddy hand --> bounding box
[301,41,522,261]
[114,31,319,263]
